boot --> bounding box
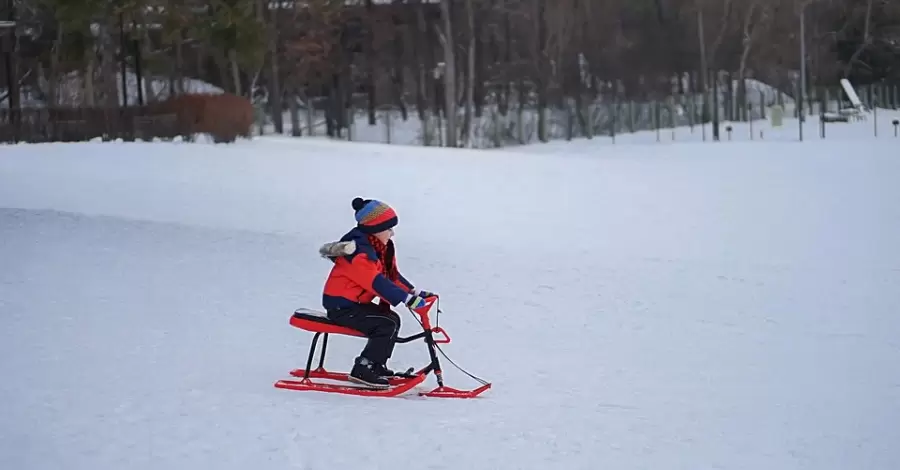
[348,356,390,389]
[375,362,417,379]
[372,362,395,377]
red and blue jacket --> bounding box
[322,228,414,311]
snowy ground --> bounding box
[1,130,899,470]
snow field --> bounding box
[1,135,899,470]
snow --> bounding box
[2,125,900,469]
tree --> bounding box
[437,0,456,147]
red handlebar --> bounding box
[410,295,439,329]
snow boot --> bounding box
[372,362,395,377]
[348,357,390,389]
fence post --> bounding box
[669,97,676,141]
[873,91,878,138]
[585,102,593,139]
[687,94,694,132]
[655,101,661,142]
[749,102,754,140]
[629,101,635,133]
[492,110,501,148]
[608,100,615,144]
[759,89,766,121]
[346,108,353,141]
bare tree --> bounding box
[736,0,774,120]
[843,0,874,77]
[259,0,282,133]
[462,0,475,147]
[437,0,457,147]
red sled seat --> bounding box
[290,308,365,337]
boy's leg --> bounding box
[382,308,401,362]
[327,304,399,385]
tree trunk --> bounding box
[500,5,511,116]
[216,52,230,93]
[843,0,874,78]
[473,7,485,119]
[737,2,761,122]
[289,87,301,136]
[229,49,242,96]
[392,11,407,121]
[438,0,457,147]
[85,50,96,106]
[259,0,283,133]
[414,2,428,121]
[101,21,119,106]
[365,0,377,126]
[463,0,475,147]
[49,27,62,106]
[536,0,548,142]
[174,31,184,94]
[141,29,153,103]
[574,51,589,137]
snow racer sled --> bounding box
[273,295,491,398]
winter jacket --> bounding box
[322,228,414,311]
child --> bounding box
[319,197,435,388]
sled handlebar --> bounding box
[408,296,450,343]
[409,295,440,329]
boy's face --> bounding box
[374,228,394,243]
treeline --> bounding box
[1,0,898,145]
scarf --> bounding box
[367,234,398,282]
[367,234,399,312]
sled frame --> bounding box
[296,328,435,382]
[275,300,491,398]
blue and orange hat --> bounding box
[352,197,398,234]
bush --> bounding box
[155,92,255,143]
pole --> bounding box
[799,3,806,141]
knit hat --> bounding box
[352,197,398,234]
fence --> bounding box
[5,81,898,146]
[0,106,186,144]
[264,81,900,147]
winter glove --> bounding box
[405,293,428,310]
[412,288,437,299]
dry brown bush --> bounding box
[155,93,255,143]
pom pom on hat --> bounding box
[351,197,368,212]
[352,197,398,234]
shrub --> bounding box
[155,92,254,143]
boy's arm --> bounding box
[342,254,411,306]
[392,256,414,292]
[397,272,414,292]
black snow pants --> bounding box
[326,303,401,364]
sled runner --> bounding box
[273,296,491,398]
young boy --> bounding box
[319,197,435,388]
